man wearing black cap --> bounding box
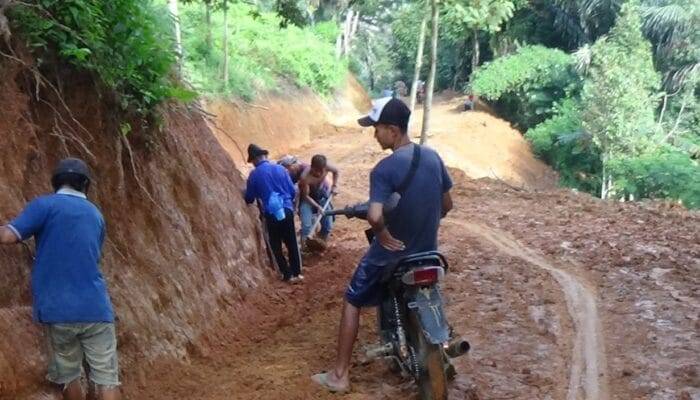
[244,144,303,282]
[0,158,120,400]
[312,98,453,392]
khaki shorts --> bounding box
[46,323,120,387]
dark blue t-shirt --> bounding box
[245,160,297,212]
[365,144,452,266]
[9,189,114,323]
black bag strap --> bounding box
[395,143,421,195]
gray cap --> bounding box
[277,155,297,167]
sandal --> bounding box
[311,372,349,393]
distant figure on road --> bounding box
[416,80,425,104]
[394,80,408,97]
[244,144,303,283]
[0,158,120,400]
[463,94,476,111]
[298,154,338,249]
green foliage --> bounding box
[312,21,340,44]
[10,0,179,117]
[581,1,661,159]
[274,0,309,27]
[470,45,579,129]
[442,0,516,38]
[525,99,602,192]
[471,45,574,100]
[390,2,429,83]
[350,19,398,93]
[610,149,700,208]
[181,3,345,98]
[642,0,699,88]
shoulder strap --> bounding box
[395,144,421,195]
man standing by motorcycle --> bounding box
[312,97,453,393]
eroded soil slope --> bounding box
[0,52,274,399]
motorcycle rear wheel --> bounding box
[407,312,448,400]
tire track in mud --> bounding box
[446,219,610,400]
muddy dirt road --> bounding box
[122,102,699,400]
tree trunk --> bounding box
[223,0,229,87]
[342,9,353,56]
[205,1,212,52]
[169,0,183,71]
[364,51,375,91]
[349,11,360,46]
[471,29,480,74]
[335,34,342,59]
[452,39,466,89]
[409,12,428,113]
[420,0,439,145]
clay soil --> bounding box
[121,100,699,400]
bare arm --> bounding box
[0,225,20,244]
[327,163,339,191]
[441,192,453,217]
[368,202,404,251]
[300,178,323,211]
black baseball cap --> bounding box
[357,97,411,131]
[52,158,91,179]
[247,144,269,162]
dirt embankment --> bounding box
[408,97,559,191]
[0,51,274,399]
[206,75,370,168]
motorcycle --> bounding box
[325,198,470,400]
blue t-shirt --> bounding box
[245,160,297,213]
[365,144,452,266]
[9,189,114,323]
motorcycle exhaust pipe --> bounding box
[445,338,470,358]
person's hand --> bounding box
[315,203,325,213]
[376,228,405,251]
[331,185,338,195]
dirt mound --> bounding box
[0,50,273,399]
[206,75,370,169]
[409,97,558,190]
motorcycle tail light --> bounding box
[402,267,445,286]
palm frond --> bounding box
[642,4,691,48]
[579,0,619,32]
[573,44,592,75]
[549,1,589,46]
[666,61,700,90]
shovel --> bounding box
[307,193,334,241]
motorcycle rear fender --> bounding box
[406,286,450,344]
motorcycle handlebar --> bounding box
[324,192,401,220]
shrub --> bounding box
[526,99,602,193]
[181,3,345,98]
[470,45,579,129]
[10,0,182,117]
[610,149,700,208]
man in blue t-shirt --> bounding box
[244,144,303,282]
[312,97,453,392]
[0,158,119,400]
